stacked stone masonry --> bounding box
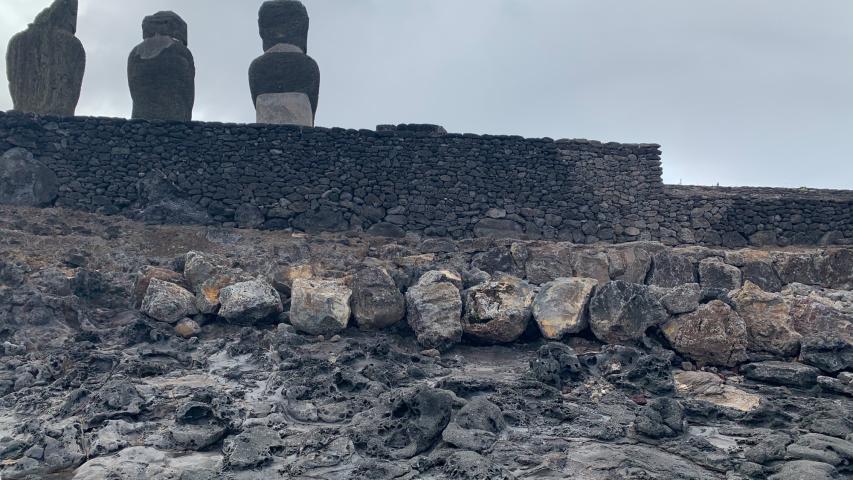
[0,110,850,246]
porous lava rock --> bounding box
[6,0,85,115]
[128,11,195,121]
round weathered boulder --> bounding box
[351,266,406,330]
[289,278,351,335]
[218,279,283,322]
[662,300,749,367]
[462,274,535,344]
[0,148,59,207]
[532,277,597,339]
[6,0,85,116]
[406,272,463,351]
[128,11,195,122]
[588,281,668,345]
[140,278,198,324]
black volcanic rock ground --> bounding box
[0,205,851,479]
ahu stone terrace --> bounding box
[0,110,851,247]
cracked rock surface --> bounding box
[0,205,851,479]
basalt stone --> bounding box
[0,148,59,207]
[6,0,85,116]
[128,11,195,121]
[647,250,696,288]
[405,272,463,351]
[588,281,668,345]
[699,258,742,291]
[662,300,748,367]
[532,277,597,339]
[742,361,820,388]
[799,335,853,373]
[730,282,802,357]
[351,266,406,330]
[462,274,535,344]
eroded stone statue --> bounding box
[5,0,86,116]
[128,11,195,121]
[248,0,320,126]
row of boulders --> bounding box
[135,249,852,375]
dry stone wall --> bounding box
[0,110,850,246]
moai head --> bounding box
[142,11,188,46]
[258,0,309,53]
[32,0,78,34]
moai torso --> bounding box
[5,0,86,116]
[248,0,320,126]
[127,11,195,122]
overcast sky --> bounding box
[1,0,851,189]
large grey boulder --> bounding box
[351,266,406,330]
[698,258,742,291]
[662,300,749,367]
[462,274,535,344]
[0,148,58,207]
[532,277,597,339]
[140,278,198,324]
[406,271,463,350]
[6,0,85,116]
[588,281,668,345]
[647,250,696,288]
[128,11,195,121]
[249,0,320,126]
[730,282,802,357]
[289,278,351,335]
[218,279,283,322]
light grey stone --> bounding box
[256,92,314,126]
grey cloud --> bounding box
[0,0,851,188]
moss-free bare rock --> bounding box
[0,148,58,207]
[462,274,535,344]
[140,278,198,324]
[532,277,597,339]
[405,272,462,350]
[289,278,351,335]
[218,279,283,322]
[351,266,405,330]
[589,281,668,345]
[662,300,748,367]
[731,282,802,357]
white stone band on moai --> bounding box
[256,92,314,127]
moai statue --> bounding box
[5,0,86,116]
[127,11,195,121]
[248,0,320,126]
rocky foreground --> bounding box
[0,205,851,479]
